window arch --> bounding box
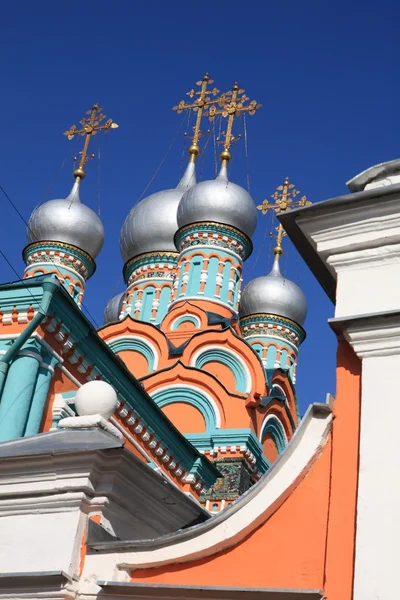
[107,336,158,372]
[192,346,251,394]
[152,384,221,432]
[260,415,288,455]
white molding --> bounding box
[105,335,159,371]
[151,383,222,429]
[82,405,331,578]
[170,313,201,330]
[259,414,288,444]
[343,315,400,358]
[191,345,252,394]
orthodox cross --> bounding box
[64,103,118,181]
[257,177,311,256]
[172,73,223,162]
[205,82,262,165]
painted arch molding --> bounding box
[190,345,252,394]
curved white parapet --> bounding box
[83,403,332,582]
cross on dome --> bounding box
[172,73,222,162]
[64,103,119,181]
[205,82,262,166]
[257,177,311,258]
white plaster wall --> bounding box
[0,510,83,575]
[353,354,400,600]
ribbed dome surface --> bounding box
[27,182,104,259]
[177,166,258,239]
[120,161,196,264]
[239,258,307,326]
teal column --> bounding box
[24,354,57,437]
[0,351,41,442]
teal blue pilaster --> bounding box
[24,354,57,436]
[0,351,41,442]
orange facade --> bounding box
[125,339,361,600]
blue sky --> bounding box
[0,1,398,414]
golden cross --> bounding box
[64,103,118,180]
[172,74,223,162]
[205,82,262,165]
[257,177,311,256]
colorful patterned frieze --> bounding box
[23,241,96,306]
[170,222,251,316]
[121,251,178,324]
[240,313,305,382]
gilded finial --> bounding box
[205,82,262,167]
[64,103,118,181]
[257,177,311,259]
[172,74,223,163]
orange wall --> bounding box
[162,403,207,434]
[130,339,362,599]
[131,439,332,590]
[323,340,361,600]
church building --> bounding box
[0,75,397,600]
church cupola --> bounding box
[169,82,261,318]
[23,103,118,306]
[239,178,309,382]
[117,74,221,325]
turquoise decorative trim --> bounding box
[108,338,156,372]
[152,386,219,432]
[240,313,305,346]
[171,315,200,330]
[194,349,248,394]
[124,251,178,284]
[175,222,252,260]
[186,428,270,475]
[0,277,219,488]
[260,416,287,455]
[261,392,296,432]
[23,240,95,279]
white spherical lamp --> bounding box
[74,380,118,420]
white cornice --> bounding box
[332,313,400,358]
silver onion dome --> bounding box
[120,161,196,264]
[27,181,104,259]
[103,292,125,325]
[239,257,307,326]
[177,165,258,239]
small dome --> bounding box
[177,166,258,239]
[75,380,118,420]
[27,182,104,259]
[103,292,124,325]
[239,258,307,326]
[120,161,196,264]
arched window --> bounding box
[152,385,221,432]
[192,347,251,394]
[260,415,288,455]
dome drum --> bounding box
[23,239,96,281]
[174,221,253,261]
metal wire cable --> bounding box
[243,114,251,193]
[250,209,273,276]
[97,133,101,216]
[137,113,189,202]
